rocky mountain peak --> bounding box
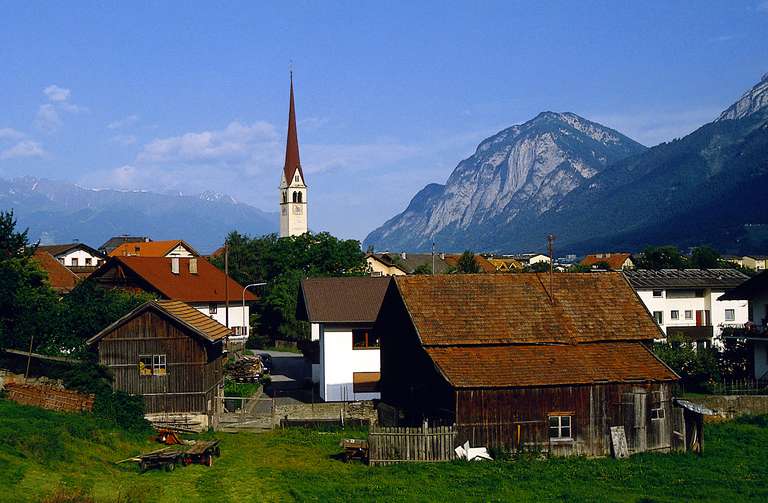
[717,72,768,121]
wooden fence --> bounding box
[368,424,458,466]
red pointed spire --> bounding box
[283,73,304,184]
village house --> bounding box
[366,252,496,276]
[108,239,198,258]
[32,250,80,293]
[510,252,551,268]
[741,255,768,271]
[296,276,390,402]
[98,235,151,255]
[718,271,768,380]
[89,256,257,344]
[365,253,407,276]
[374,273,682,456]
[581,252,634,271]
[37,243,106,278]
[87,300,228,430]
[624,269,749,348]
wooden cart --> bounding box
[340,438,369,463]
[133,440,222,473]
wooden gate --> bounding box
[368,424,458,466]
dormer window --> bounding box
[295,175,300,182]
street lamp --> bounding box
[242,282,267,336]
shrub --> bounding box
[92,390,150,433]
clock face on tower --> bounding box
[293,205,303,215]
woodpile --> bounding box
[4,383,94,412]
[225,354,263,383]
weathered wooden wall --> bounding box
[97,310,223,414]
[368,425,458,466]
[455,382,681,456]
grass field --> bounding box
[0,399,766,503]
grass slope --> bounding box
[0,399,766,502]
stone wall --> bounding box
[273,400,377,426]
[0,370,64,390]
[693,395,768,419]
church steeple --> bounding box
[283,73,304,185]
[279,73,308,238]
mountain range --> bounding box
[364,73,768,255]
[0,177,277,253]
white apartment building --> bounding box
[297,276,390,402]
[624,269,750,348]
[719,273,768,380]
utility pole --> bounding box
[547,234,555,304]
[224,240,230,329]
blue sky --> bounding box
[1,1,767,240]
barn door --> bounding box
[623,390,648,454]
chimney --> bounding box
[171,257,180,275]
[189,258,198,274]
[401,252,407,260]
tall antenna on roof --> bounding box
[547,234,555,304]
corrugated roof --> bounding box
[581,253,633,270]
[427,342,677,388]
[87,300,230,345]
[109,240,198,258]
[92,256,257,303]
[624,268,749,289]
[298,276,391,323]
[394,273,662,346]
[33,251,79,293]
[719,270,768,300]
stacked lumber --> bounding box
[225,354,262,383]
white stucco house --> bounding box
[37,243,106,269]
[624,269,750,348]
[719,272,768,380]
[297,276,390,402]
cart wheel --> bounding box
[202,453,213,467]
[165,462,175,472]
[213,446,221,457]
[139,460,148,473]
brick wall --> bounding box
[4,383,94,413]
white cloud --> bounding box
[35,104,62,132]
[0,128,26,141]
[110,134,137,146]
[107,114,139,130]
[43,85,70,103]
[138,121,278,163]
[0,140,45,160]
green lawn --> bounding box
[0,399,766,502]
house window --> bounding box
[725,309,735,322]
[671,310,679,320]
[352,372,380,393]
[139,354,167,376]
[85,258,92,266]
[352,329,380,349]
[294,175,300,182]
[653,311,664,325]
[209,303,218,314]
[685,310,693,320]
[71,258,78,266]
[548,415,572,440]
[651,407,665,420]
[652,290,663,298]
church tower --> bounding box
[279,73,308,237]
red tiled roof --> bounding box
[298,277,391,323]
[33,251,79,293]
[109,240,198,258]
[94,256,257,303]
[394,273,662,346]
[581,253,632,270]
[426,342,677,388]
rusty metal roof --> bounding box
[394,272,662,346]
[297,276,391,323]
[427,342,678,388]
[87,300,230,345]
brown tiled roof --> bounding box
[38,243,104,258]
[87,300,230,345]
[33,251,79,293]
[581,253,633,270]
[426,342,677,388]
[394,273,662,346]
[297,277,391,323]
[93,256,257,303]
[443,254,497,273]
[109,240,198,258]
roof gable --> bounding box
[393,273,662,346]
[109,240,198,258]
[581,253,633,270]
[32,251,79,292]
[87,300,230,345]
[298,277,391,323]
[38,243,104,258]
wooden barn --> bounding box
[376,273,684,457]
[87,300,228,429]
